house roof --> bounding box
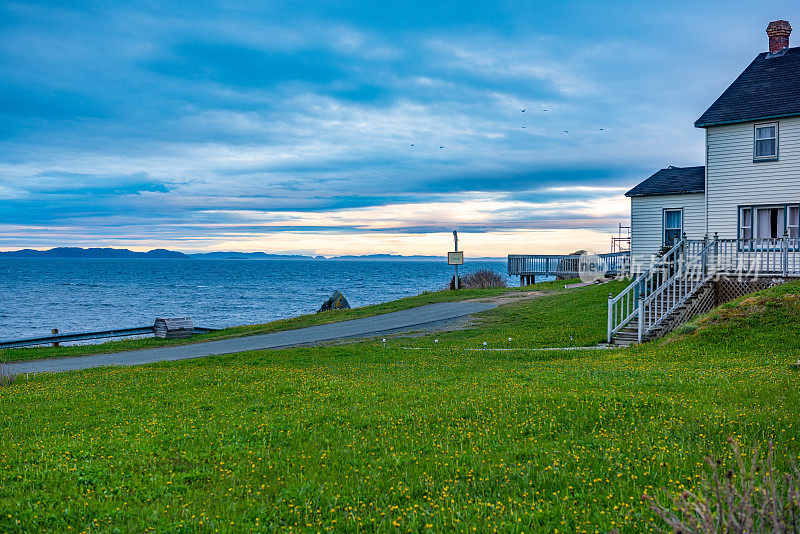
[625,166,705,198]
[695,46,800,127]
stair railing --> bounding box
[637,236,718,342]
[607,237,688,342]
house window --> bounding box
[663,209,682,246]
[790,206,799,238]
[755,207,785,238]
[739,204,800,241]
[754,122,778,160]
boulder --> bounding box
[318,291,350,313]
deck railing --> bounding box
[508,251,630,278]
[608,235,800,343]
[712,237,800,276]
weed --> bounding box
[645,440,800,533]
[460,269,508,289]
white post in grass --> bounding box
[637,294,644,344]
[783,231,789,278]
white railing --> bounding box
[608,235,800,343]
[607,238,700,342]
[638,238,716,341]
[508,254,575,276]
[712,237,800,276]
[601,251,631,275]
[508,251,630,278]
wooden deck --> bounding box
[507,251,630,285]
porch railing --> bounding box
[608,234,800,343]
[638,238,716,342]
[607,237,699,342]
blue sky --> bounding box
[1,1,799,256]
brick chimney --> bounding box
[767,20,791,53]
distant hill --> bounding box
[328,254,505,261]
[0,247,187,259]
[0,247,504,261]
[188,252,325,260]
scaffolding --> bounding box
[611,223,631,254]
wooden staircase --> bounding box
[608,235,800,346]
[609,282,711,345]
[607,237,713,346]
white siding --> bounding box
[706,116,800,238]
[630,193,705,269]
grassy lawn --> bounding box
[1,281,799,532]
[0,280,573,363]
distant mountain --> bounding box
[330,254,441,261]
[0,247,505,261]
[0,247,187,259]
[328,254,505,261]
[188,252,325,260]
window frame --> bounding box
[739,207,752,241]
[662,208,683,247]
[753,121,779,162]
[737,203,799,250]
[789,206,799,239]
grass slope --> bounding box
[1,281,799,532]
[1,281,572,363]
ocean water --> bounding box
[0,258,517,340]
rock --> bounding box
[317,291,350,313]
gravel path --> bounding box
[6,301,497,375]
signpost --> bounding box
[448,230,463,289]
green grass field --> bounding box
[1,280,799,532]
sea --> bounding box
[0,258,521,340]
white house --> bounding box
[627,20,800,270]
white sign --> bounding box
[447,251,464,265]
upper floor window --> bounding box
[754,122,778,161]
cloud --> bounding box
[2,1,796,254]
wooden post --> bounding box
[453,230,459,290]
[607,292,613,343]
[51,328,59,348]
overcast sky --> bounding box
[2,1,799,256]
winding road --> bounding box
[6,301,497,375]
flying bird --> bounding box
[521,108,526,112]
[411,144,415,146]
[439,146,444,149]
[598,128,604,131]
[563,130,568,133]
[522,126,526,129]
[542,109,548,112]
